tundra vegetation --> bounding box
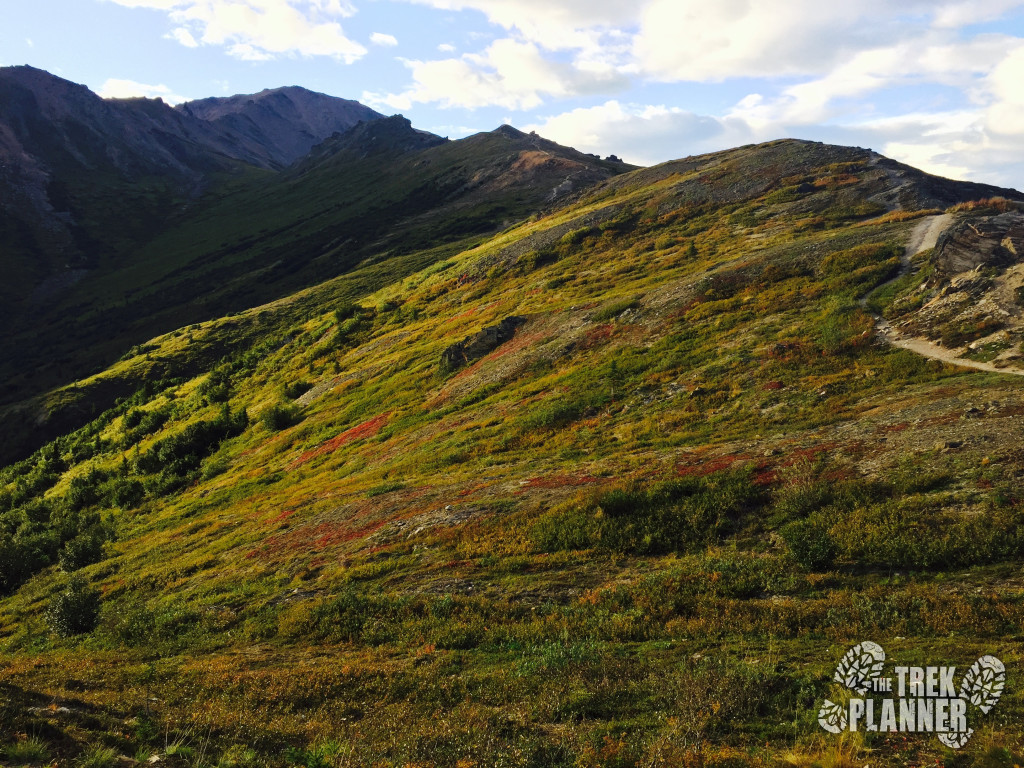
[1,139,1024,767]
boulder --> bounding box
[441,316,527,371]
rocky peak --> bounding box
[177,86,384,167]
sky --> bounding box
[5,1,1024,188]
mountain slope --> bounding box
[3,139,1024,766]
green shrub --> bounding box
[780,514,837,570]
[0,532,52,594]
[111,477,146,508]
[306,587,372,643]
[816,301,863,355]
[260,403,302,431]
[530,505,596,553]
[366,480,406,497]
[198,369,232,403]
[333,303,360,323]
[532,472,762,555]
[285,742,347,768]
[121,406,172,447]
[135,406,248,477]
[122,409,145,429]
[592,298,639,322]
[59,532,106,571]
[47,574,101,637]
[283,380,313,400]
[521,398,585,430]
[76,745,119,768]
[65,472,103,512]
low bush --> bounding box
[4,737,51,765]
[58,532,106,572]
[780,514,837,570]
[531,471,763,555]
[260,403,302,431]
[76,745,119,768]
[47,574,101,637]
[283,380,313,400]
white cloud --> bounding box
[104,0,183,7]
[932,0,1024,27]
[97,78,191,104]
[393,0,1024,105]
[370,32,398,46]
[226,43,276,61]
[398,0,638,98]
[167,26,199,47]
[403,0,634,52]
[729,34,1021,130]
[438,42,455,52]
[986,45,1024,134]
[364,37,626,111]
[525,100,753,166]
[631,0,933,82]
[26,38,34,47]
[105,0,366,62]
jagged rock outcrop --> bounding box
[933,211,1024,279]
[441,316,527,371]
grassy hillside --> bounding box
[2,139,1024,768]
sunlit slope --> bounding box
[3,139,1024,767]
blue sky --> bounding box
[5,0,1024,188]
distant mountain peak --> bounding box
[177,86,384,167]
[493,124,527,138]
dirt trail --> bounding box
[864,213,1024,378]
[860,213,950,312]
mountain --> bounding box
[5,71,1024,765]
[0,67,388,334]
[177,86,384,168]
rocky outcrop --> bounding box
[441,316,527,371]
[933,212,1024,279]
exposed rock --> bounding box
[933,212,1024,279]
[440,316,527,371]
